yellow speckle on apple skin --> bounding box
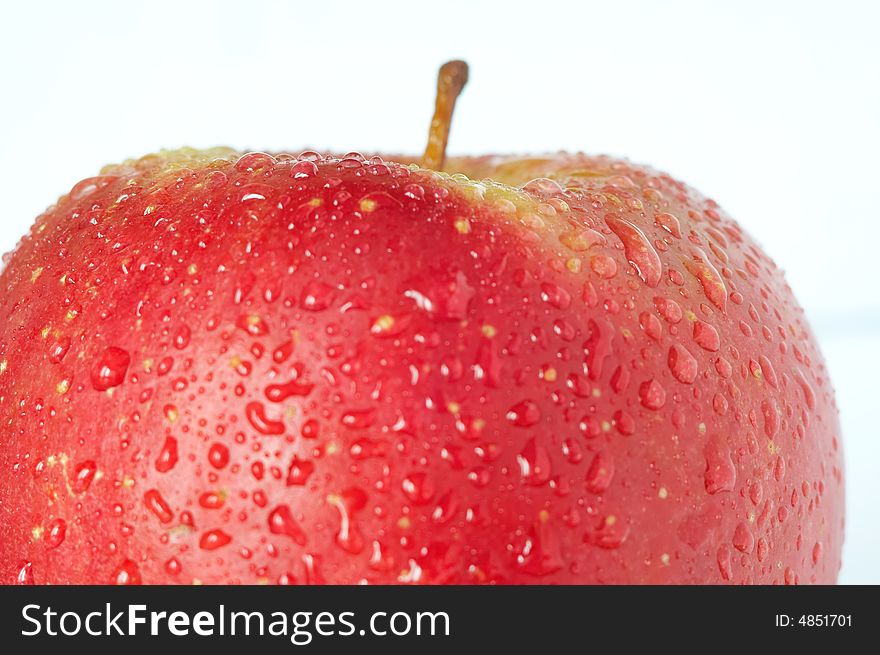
[371,314,395,334]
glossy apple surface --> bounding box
[0,148,843,584]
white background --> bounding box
[1,0,877,583]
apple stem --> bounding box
[421,60,469,170]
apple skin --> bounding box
[0,148,843,584]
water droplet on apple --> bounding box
[590,254,618,279]
[539,282,571,309]
[704,438,736,494]
[585,451,615,494]
[514,516,563,575]
[522,177,565,197]
[812,542,823,566]
[246,401,285,435]
[340,408,376,430]
[112,560,141,585]
[517,437,551,486]
[301,281,336,312]
[155,436,179,473]
[70,175,118,200]
[265,378,314,402]
[559,228,606,252]
[44,518,67,548]
[761,399,779,438]
[653,296,683,323]
[301,553,325,584]
[301,419,320,439]
[403,183,425,201]
[613,409,635,435]
[795,368,816,410]
[717,545,732,581]
[90,346,131,391]
[199,529,232,550]
[328,488,367,554]
[164,557,182,576]
[732,522,754,553]
[605,216,662,287]
[579,415,601,439]
[273,340,295,363]
[292,160,318,179]
[144,489,174,523]
[48,336,71,363]
[655,212,682,238]
[610,365,630,394]
[639,311,663,341]
[286,456,315,486]
[638,378,666,409]
[72,460,97,493]
[506,400,541,427]
[198,491,225,509]
[401,472,436,505]
[172,324,192,350]
[683,248,727,312]
[349,437,389,460]
[15,561,35,585]
[432,491,458,524]
[584,515,629,550]
[692,320,720,352]
[235,152,276,172]
[668,344,698,384]
[208,443,229,469]
[236,314,269,337]
[268,504,307,545]
[757,355,778,388]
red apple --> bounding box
[0,62,843,584]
